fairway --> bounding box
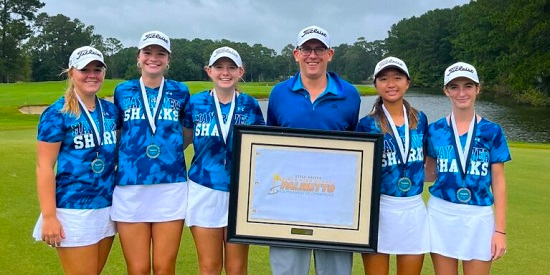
[0,81,548,274]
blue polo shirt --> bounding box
[266,72,360,130]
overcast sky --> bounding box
[40,0,470,53]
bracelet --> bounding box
[495,230,506,235]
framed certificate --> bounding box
[227,125,383,253]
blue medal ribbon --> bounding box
[140,77,166,136]
[381,104,411,180]
[75,93,105,173]
[212,89,237,167]
[450,112,478,202]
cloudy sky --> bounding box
[40,0,470,53]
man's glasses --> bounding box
[298,47,328,56]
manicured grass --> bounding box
[3,127,548,274]
[0,79,376,130]
[0,81,547,274]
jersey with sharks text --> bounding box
[37,97,120,209]
[114,79,191,186]
[183,91,264,191]
[426,117,511,205]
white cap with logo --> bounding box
[68,46,106,69]
[373,56,409,79]
[296,25,330,48]
[444,62,479,86]
[138,30,171,53]
[208,46,243,67]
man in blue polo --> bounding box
[266,25,360,275]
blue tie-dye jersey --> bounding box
[426,117,511,206]
[183,91,265,192]
[356,111,428,197]
[266,72,360,131]
[37,97,120,209]
[114,79,191,185]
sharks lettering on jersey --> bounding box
[194,112,250,137]
[381,133,424,167]
[37,96,120,209]
[185,91,265,192]
[72,118,117,149]
[114,79,191,186]
[122,97,181,122]
[433,145,490,176]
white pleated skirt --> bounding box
[110,182,188,222]
[377,194,430,254]
[32,207,116,247]
[428,196,494,261]
[185,180,229,228]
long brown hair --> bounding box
[369,96,419,134]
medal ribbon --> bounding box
[75,92,104,147]
[450,112,477,184]
[212,89,236,144]
[140,77,165,135]
[382,104,410,173]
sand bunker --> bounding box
[19,105,49,115]
[19,96,114,115]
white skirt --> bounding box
[186,180,229,228]
[377,194,430,254]
[428,196,494,261]
[111,182,188,222]
[32,207,116,247]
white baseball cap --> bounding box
[68,46,106,69]
[138,30,171,53]
[444,62,479,86]
[208,46,243,67]
[296,25,330,48]
[373,56,409,79]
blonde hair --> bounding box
[60,68,81,118]
[369,96,419,134]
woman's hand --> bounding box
[41,215,65,247]
[491,231,507,261]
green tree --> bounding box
[278,44,297,78]
[168,38,216,82]
[329,43,350,78]
[386,7,461,87]
[0,0,44,82]
[169,38,206,82]
[99,37,124,79]
[450,0,550,106]
[500,0,550,106]
[451,0,508,85]
[346,38,385,83]
[26,13,102,81]
[107,47,137,80]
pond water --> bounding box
[258,89,550,143]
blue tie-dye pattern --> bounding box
[184,91,265,192]
[426,117,511,205]
[356,111,428,197]
[37,97,120,209]
[114,79,191,185]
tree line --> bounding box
[2,0,549,106]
